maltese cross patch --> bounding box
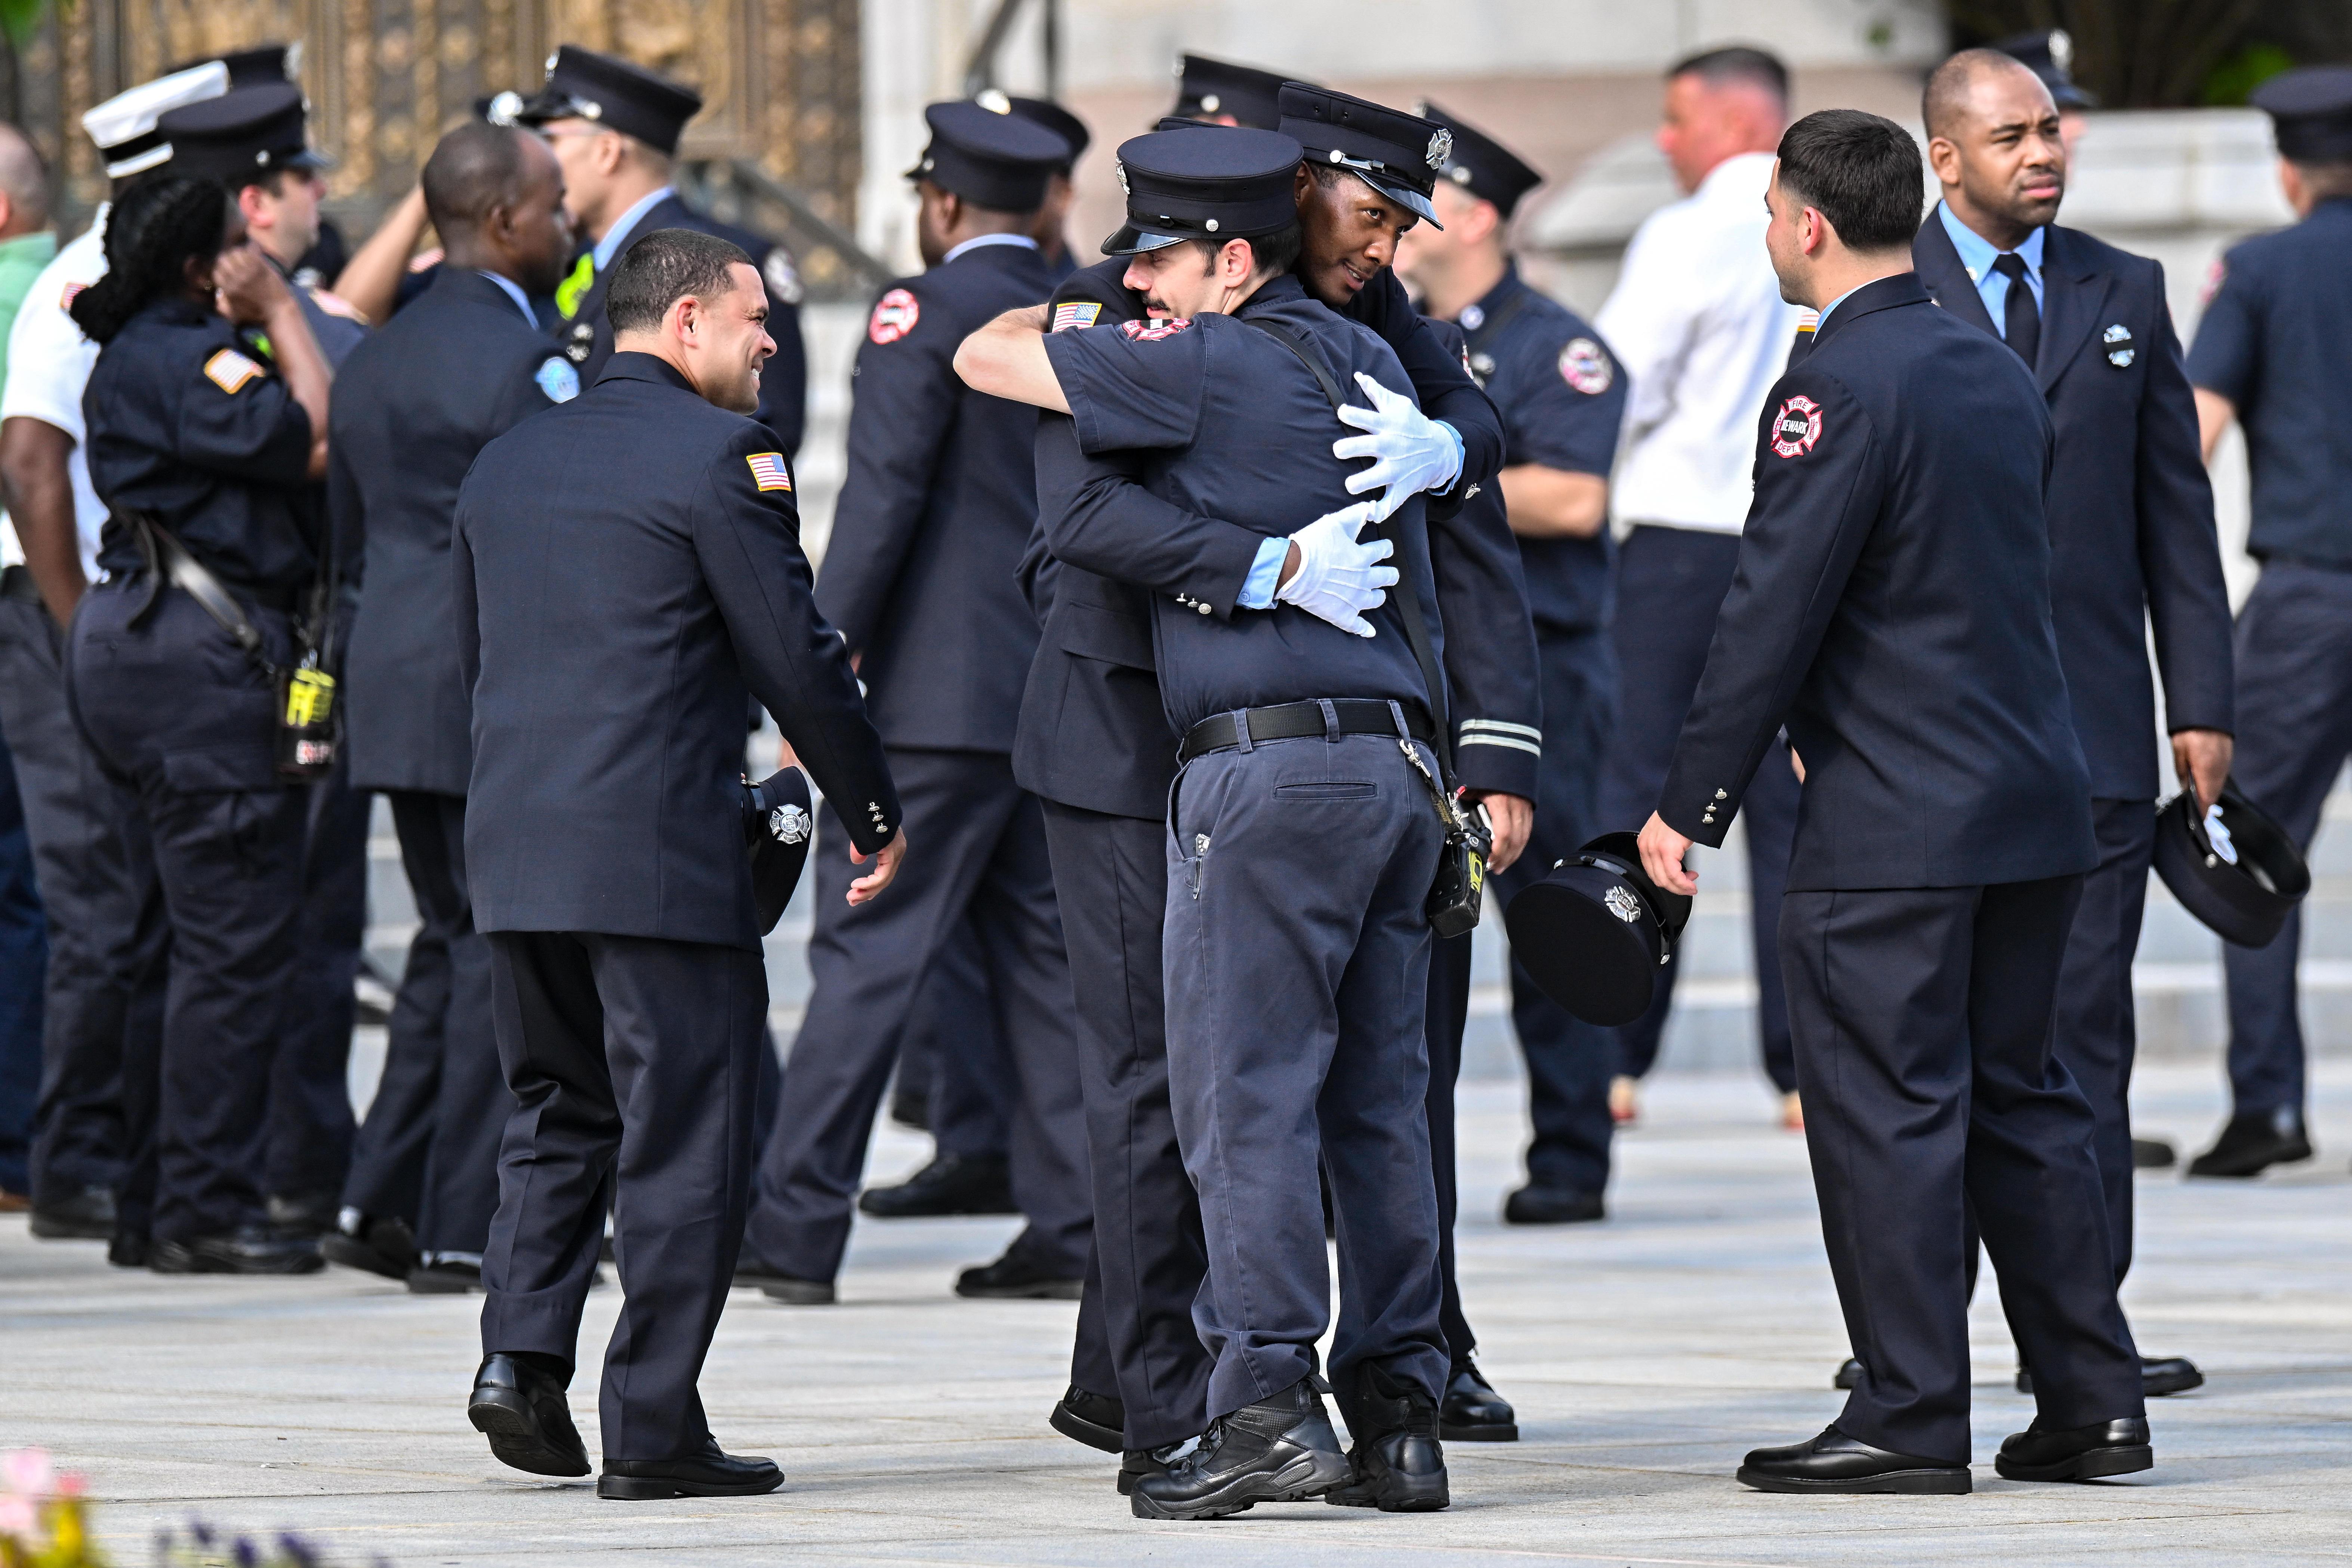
[1770,394,1823,458]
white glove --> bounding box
[1334,372,1465,521]
[1276,500,1397,638]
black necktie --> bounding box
[1992,251,2039,370]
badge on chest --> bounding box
[2103,323,2135,368]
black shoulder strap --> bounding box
[1240,313,1453,777]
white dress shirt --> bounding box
[1596,151,1804,534]
[0,206,111,576]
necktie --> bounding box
[1991,251,2040,370]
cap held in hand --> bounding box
[2150,781,2306,948]
[743,767,816,935]
[1504,831,1692,1027]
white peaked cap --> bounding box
[82,61,231,178]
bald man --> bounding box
[1904,46,2233,1402]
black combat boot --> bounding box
[1128,1377,1350,1520]
[1327,1360,1449,1511]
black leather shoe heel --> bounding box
[598,1445,783,1499]
[1050,1384,1125,1453]
[468,1353,590,1477]
[1736,1426,1970,1495]
[857,1152,1017,1217]
[1326,1362,1449,1511]
[320,1214,419,1281]
[1994,1417,2151,1482]
[1130,1378,1351,1520]
[150,1226,323,1275]
[1438,1363,1517,1442]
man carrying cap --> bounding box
[737,101,1095,1307]
[960,124,1466,1521]
[0,60,225,1260]
[2189,65,2352,1180]
[1169,55,1288,130]
[514,44,807,453]
[1399,105,1631,1244]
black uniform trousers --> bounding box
[480,929,766,1462]
[1597,526,1799,1092]
[1781,872,2144,1463]
[2221,561,2352,1116]
[0,583,166,1209]
[265,759,369,1204]
[1423,930,1478,1368]
[70,583,308,1242]
[341,790,505,1256]
[0,715,42,1196]
[906,917,1015,1159]
[745,749,1087,1283]
[1492,626,1618,1195]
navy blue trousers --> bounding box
[914,916,1015,1159]
[1781,874,2142,1463]
[0,715,44,1196]
[0,584,164,1211]
[71,583,308,1241]
[746,749,1087,1282]
[2221,562,2352,1115]
[1165,730,1449,1430]
[480,929,766,1462]
[1596,526,1798,1093]
[265,758,369,1204]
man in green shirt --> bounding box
[0,125,55,379]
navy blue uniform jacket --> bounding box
[333,269,572,798]
[1915,217,2233,800]
[1659,273,2096,890]
[560,194,808,455]
[818,241,1057,754]
[1014,263,1526,816]
[452,353,898,952]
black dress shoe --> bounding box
[2187,1107,2313,1177]
[2131,1137,2176,1169]
[1130,1378,1351,1520]
[1438,1363,1517,1442]
[108,1232,149,1269]
[757,1274,835,1305]
[955,1249,1082,1300]
[149,1226,324,1275]
[319,1214,420,1281]
[1050,1384,1125,1452]
[1994,1416,2151,1482]
[1502,1180,1604,1226]
[857,1152,1017,1217]
[265,1191,339,1239]
[2016,1356,2203,1398]
[1834,1358,1863,1390]
[599,1442,783,1499]
[28,1185,115,1240]
[408,1257,483,1294]
[1326,1361,1449,1511]
[468,1352,590,1477]
[1737,1426,1970,1494]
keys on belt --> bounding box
[1178,699,1433,762]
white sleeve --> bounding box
[1595,216,1701,445]
[0,283,96,444]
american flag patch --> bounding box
[1051,301,1102,333]
[59,281,85,309]
[746,453,792,492]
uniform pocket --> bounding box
[162,740,281,794]
[1274,781,1376,800]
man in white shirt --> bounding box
[1587,47,1806,1131]
[0,61,226,1251]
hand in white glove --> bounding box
[1334,372,1464,521]
[1276,500,1397,638]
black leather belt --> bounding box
[1179,699,1432,762]
[121,568,300,614]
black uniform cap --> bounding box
[2150,784,2308,948]
[157,83,330,185]
[904,101,1070,212]
[2251,65,2352,163]
[1172,54,1290,130]
[166,43,300,87]
[1279,83,1450,227]
[1503,832,1692,1028]
[513,45,703,156]
[1418,100,1544,220]
[1992,29,2096,111]
[992,93,1090,169]
[1103,127,1303,256]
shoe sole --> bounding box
[1326,1470,1451,1511]
[28,1216,113,1241]
[149,1251,324,1275]
[756,1282,836,1305]
[1439,1419,1517,1443]
[1994,1445,2152,1483]
[1130,1450,1352,1520]
[1736,1466,1971,1495]
[467,1390,590,1478]
[1049,1402,1125,1454]
[956,1280,1084,1300]
[597,1472,784,1500]
[318,1235,411,1281]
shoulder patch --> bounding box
[1120,317,1192,341]
[309,286,370,324]
[1558,337,1613,395]
[59,280,86,311]
[763,247,805,306]
[746,452,793,493]
[2198,256,2226,307]
[869,287,920,345]
[1051,301,1103,333]
[534,356,580,403]
[203,348,266,395]
[1769,394,1822,459]
[408,246,444,274]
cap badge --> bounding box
[770,803,811,845]
[1426,128,1453,170]
[1115,161,1128,195]
[1770,393,1823,458]
[1604,887,1642,923]
[1201,93,1220,113]
[487,91,524,126]
[2050,28,2074,71]
[976,89,1011,114]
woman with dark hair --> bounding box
[67,173,334,1274]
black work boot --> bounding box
[1129,1377,1351,1520]
[1327,1361,1449,1511]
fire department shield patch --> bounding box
[868,287,920,345]
[1558,337,1613,395]
[1770,394,1823,458]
